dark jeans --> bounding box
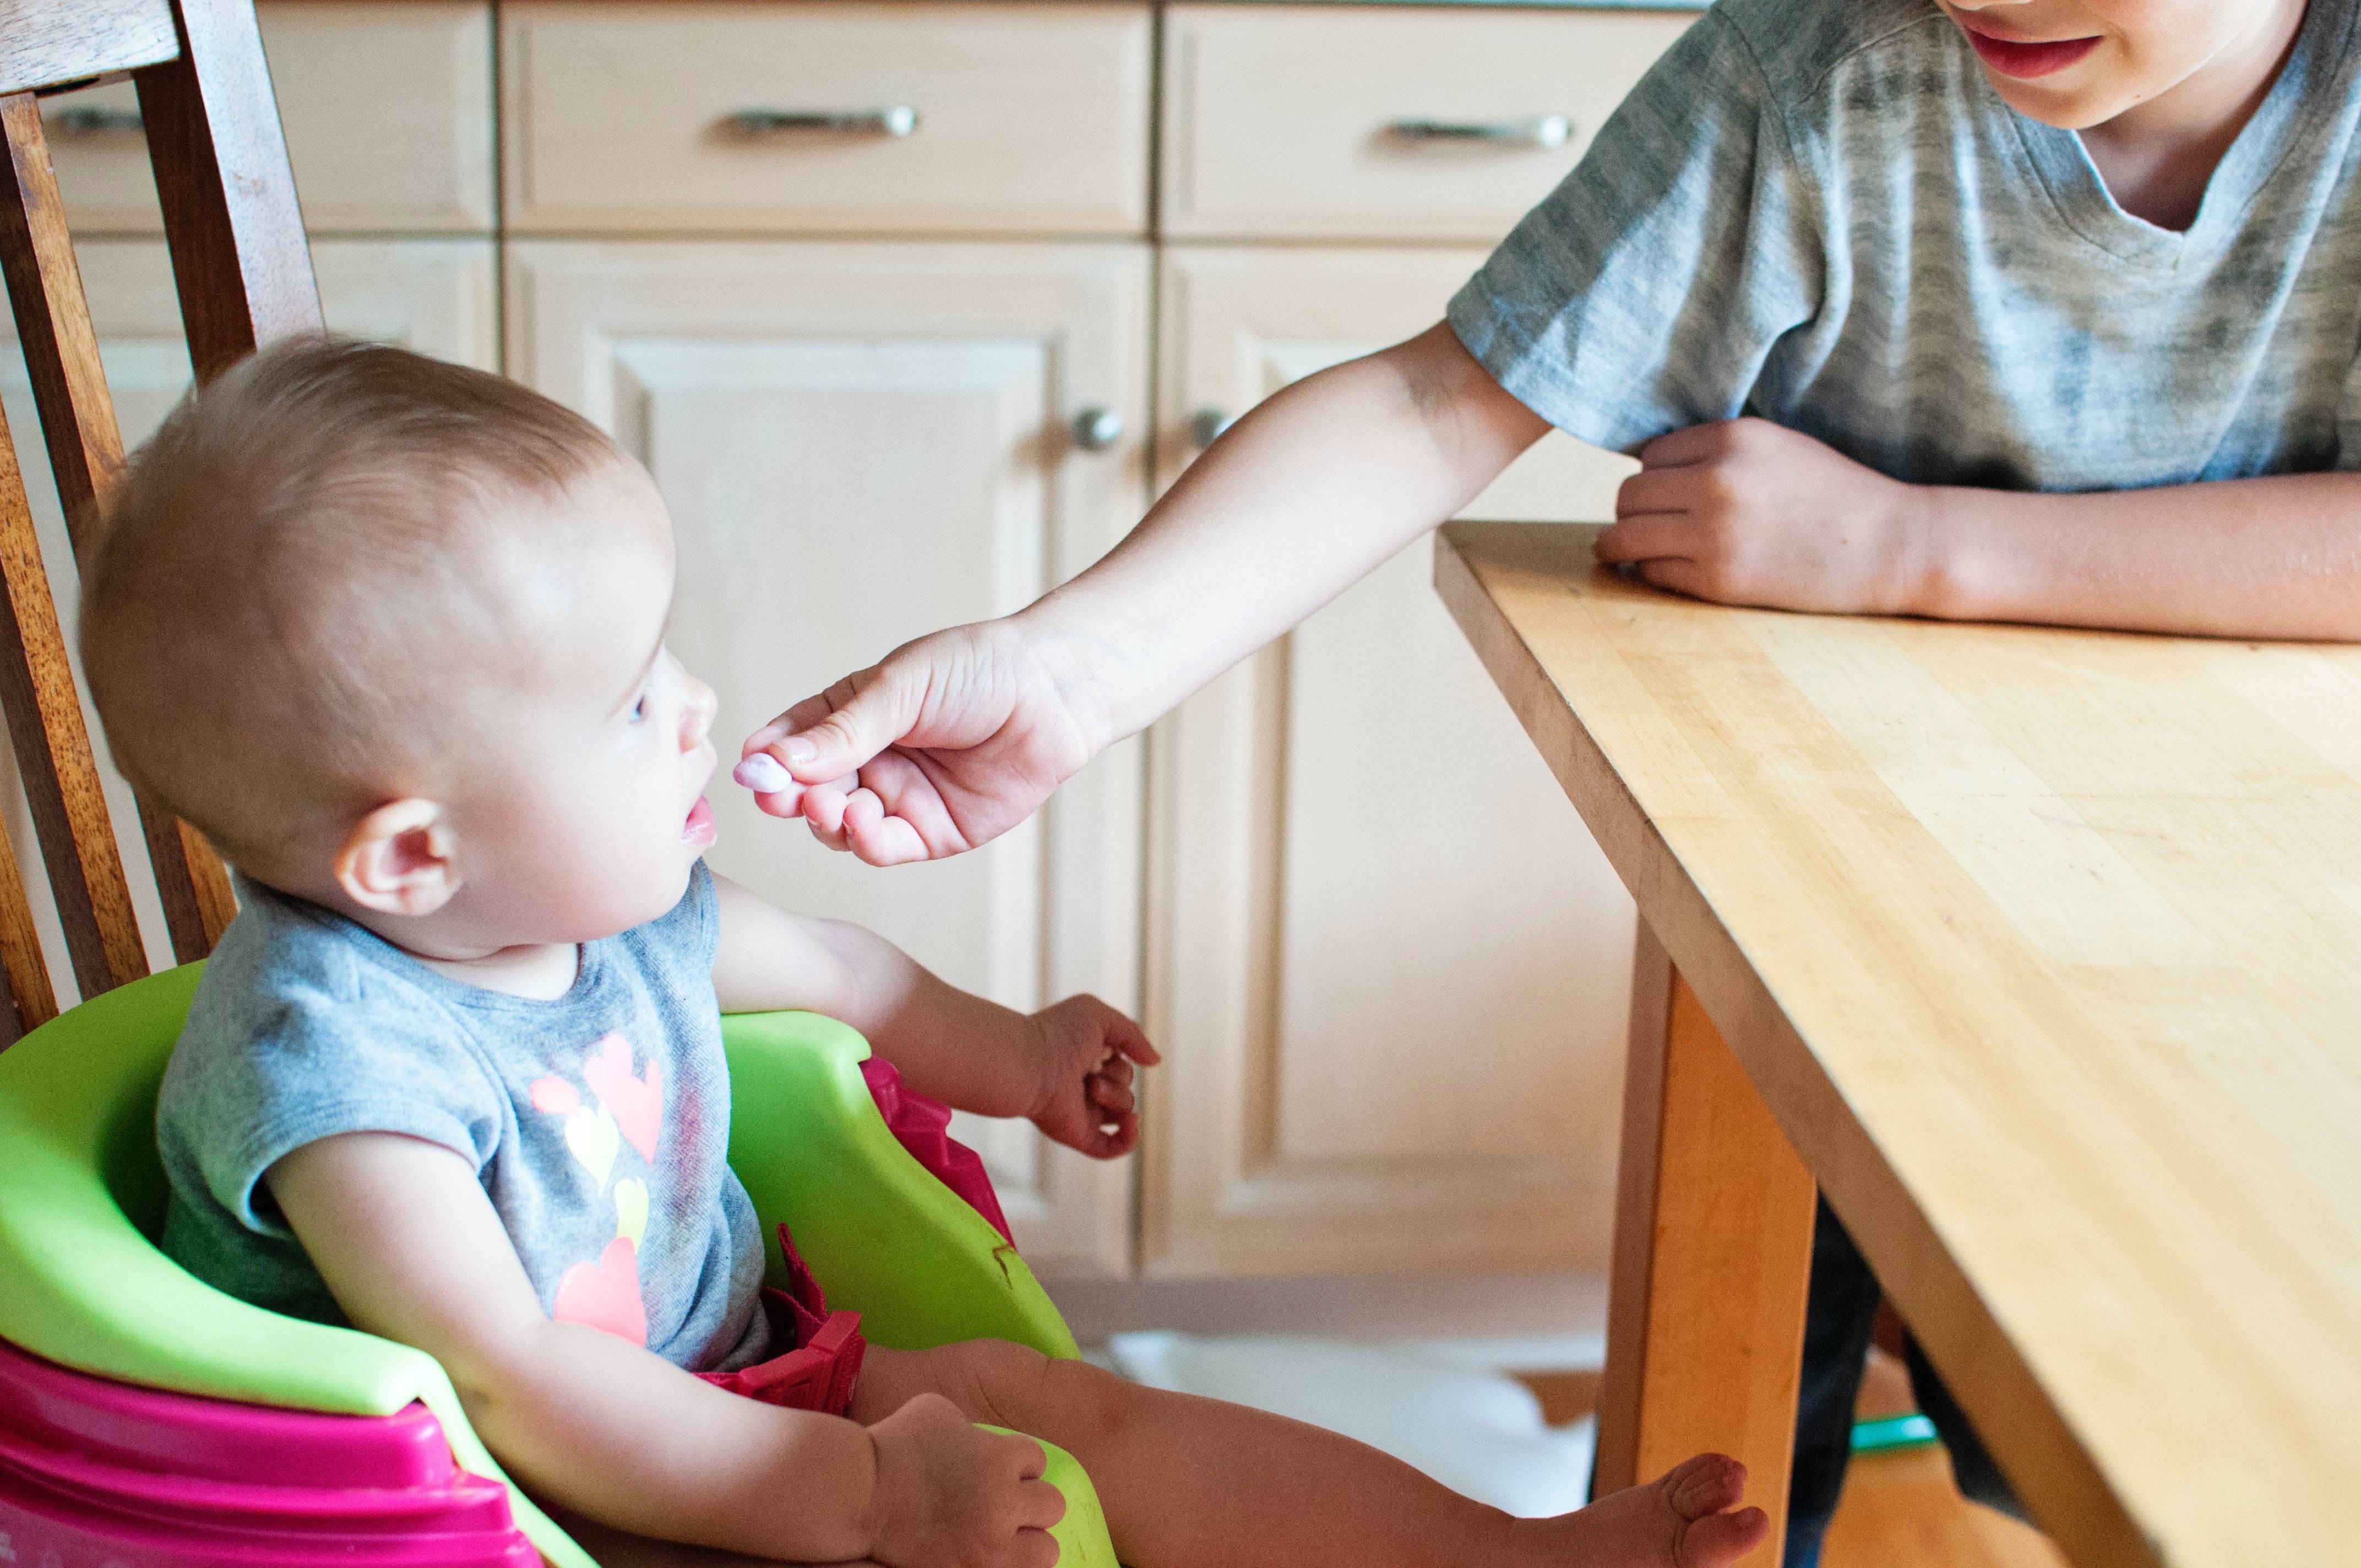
[1785,1196,2025,1568]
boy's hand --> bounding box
[740,618,1106,868]
[867,1393,1064,1568]
[1026,995,1160,1159]
[1595,418,1930,617]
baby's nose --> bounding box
[682,676,719,746]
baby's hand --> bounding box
[1026,995,1160,1160]
[867,1393,1064,1568]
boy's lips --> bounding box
[1955,16,2103,79]
[684,796,716,846]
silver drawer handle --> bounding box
[1071,407,1124,452]
[725,106,919,138]
[1385,114,1573,150]
[48,106,144,139]
[1190,409,1236,451]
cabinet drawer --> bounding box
[502,3,1152,236]
[41,3,494,235]
[1162,4,1693,242]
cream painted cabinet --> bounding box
[504,241,1151,1276]
[0,239,498,992]
[1141,246,1642,1277]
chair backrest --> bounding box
[0,0,322,1043]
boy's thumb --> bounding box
[753,678,915,782]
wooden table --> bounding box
[1435,522,2361,1568]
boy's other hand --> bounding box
[741,618,1106,867]
[1596,418,1929,617]
[867,1393,1064,1568]
[1026,995,1160,1159]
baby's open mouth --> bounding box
[684,796,716,846]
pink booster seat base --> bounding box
[0,1336,536,1567]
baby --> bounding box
[89,338,1766,1568]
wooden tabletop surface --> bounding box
[1435,522,2360,1568]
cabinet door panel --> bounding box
[509,241,1147,1275]
[1145,246,1638,1276]
[42,3,496,235]
[0,239,498,997]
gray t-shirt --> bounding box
[157,862,769,1373]
[1448,0,2361,490]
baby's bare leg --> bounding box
[852,1343,1767,1568]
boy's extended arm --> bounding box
[1596,417,2361,640]
[268,1132,1062,1564]
[710,874,1155,1155]
[740,321,1549,866]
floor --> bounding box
[1515,1352,2067,1568]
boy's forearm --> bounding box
[455,1320,883,1560]
[1023,322,1549,745]
[1918,472,2361,640]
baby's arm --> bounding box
[710,873,1157,1157]
[1596,417,2361,639]
[267,1132,1063,1562]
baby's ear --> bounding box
[335,798,459,917]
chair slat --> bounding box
[0,0,178,100]
[0,399,145,1000]
[135,0,321,384]
[0,92,232,961]
[0,96,128,557]
[0,805,57,1043]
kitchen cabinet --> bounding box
[1143,245,1640,1276]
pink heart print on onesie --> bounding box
[583,1032,663,1161]
[551,1237,649,1346]
[531,1033,665,1347]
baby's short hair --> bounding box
[82,336,624,872]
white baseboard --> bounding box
[1041,1271,1608,1359]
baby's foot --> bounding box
[1527,1453,1769,1568]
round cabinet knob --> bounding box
[1071,407,1125,451]
[1189,408,1236,450]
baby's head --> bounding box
[1939,1,2304,130]
[84,337,719,950]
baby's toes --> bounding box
[1660,1453,1746,1521]
[1674,1505,1769,1568]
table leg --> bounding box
[1593,923,1817,1566]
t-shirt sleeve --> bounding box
[1445,10,1825,455]
[159,951,503,1241]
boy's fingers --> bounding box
[859,752,977,859]
[773,669,927,783]
[1595,515,1698,564]
[1638,420,1733,469]
[1614,466,1700,519]
[1638,557,1713,601]
[744,692,836,756]
[841,788,934,867]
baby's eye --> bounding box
[629,689,651,723]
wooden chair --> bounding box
[0,0,322,1043]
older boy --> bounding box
[741,1,2355,1558]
